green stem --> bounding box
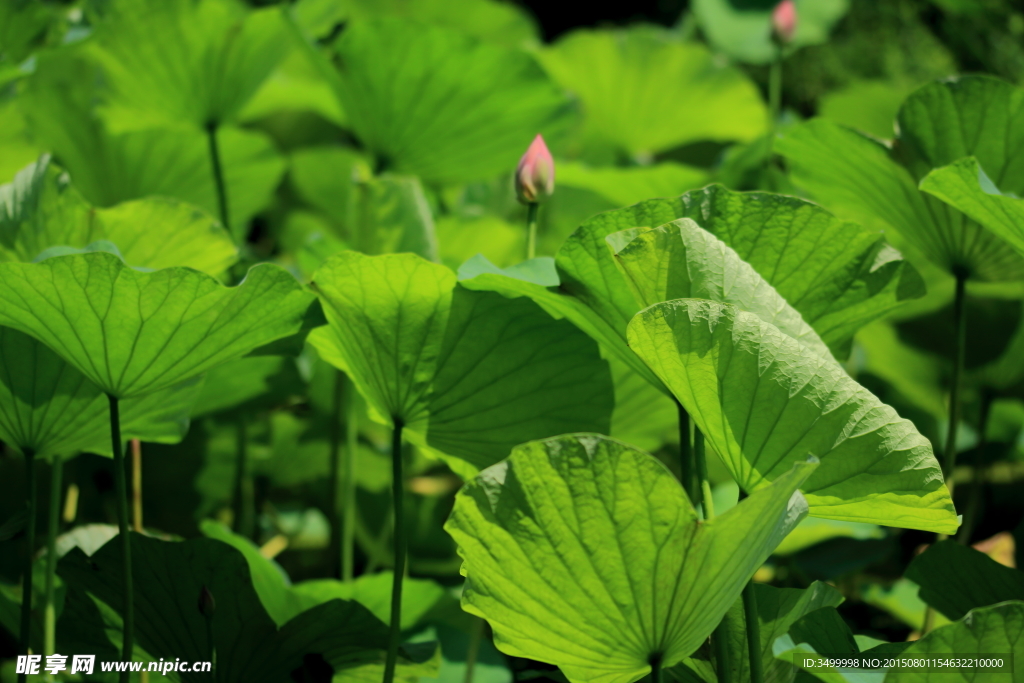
[108,395,134,682]
[649,655,663,683]
[463,616,484,683]
[328,370,344,578]
[525,202,539,260]
[206,121,231,231]
[742,583,764,683]
[18,449,36,683]
[44,456,63,679]
[694,429,713,520]
[766,43,783,169]
[675,400,695,504]
[957,391,993,545]
[343,382,359,583]
[943,273,968,505]
[383,418,406,683]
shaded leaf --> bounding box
[627,299,958,533]
[445,433,815,683]
[905,540,1024,621]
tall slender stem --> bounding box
[44,455,63,679]
[649,655,663,683]
[675,401,695,504]
[131,439,143,532]
[694,429,713,519]
[943,274,969,502]
[343,383,359,583]
[463,616,484,683]
[232,419,254,540]
[742,583,764,683]
[18,449,36,683]
[525,203,539,260]
[206,122,231,232]
[383,418,406,683]
[766,45,783,164]
[957,391,993,545]
[108,395,134,682]
[328,370,344,578]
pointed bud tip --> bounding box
[515,134,555,205]
[772,0,797,44]
[198,585,216,618]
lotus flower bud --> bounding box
[515,134,555,205]
[771,0,797,44]
[198,585,215,619]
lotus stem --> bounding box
[328,369,344,578]
[525,202,539,260]
[383,418,406,683]
[108,395,134,682]
[649,654,663,683]
[43,455,63,681]
[742,584,764,683]
[766,44,783,164]
[463,616,484,683]
[957,391,993,545]
[675,400,696,504]
[232,418,255,540]
[131,439,143,532]
[205,121,231,232]
[343,382,359,583]
[943,273,968,504]
[18,448,36,683]
[694,429,713,519]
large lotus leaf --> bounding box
[905,541,1024,622]
[309,251,613,472]
[58,533,431,682]
[0,157,238,274]
[445,433,815,683]
[609,218,834,362]
[895,76,1024,192]
[536,25,766,157]
[557,162,709,208]
[0,252,318,399]
[627,300,958,533]
[885,602,1024,683]
[22,48,285,240]
[0,327,201,458]
[569,184,923,359]
[919,157,1024,259]
[778,118,1024,282]
[330,18,572,184]
[694,0,849,65]
[89,0,290,130]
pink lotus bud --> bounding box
[515,134,555,204]
[198,585,215,619]
[771,0,797,44]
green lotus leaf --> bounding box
[22,48,285,241]
[58,533,433,683]
[556,161,709,208]
[0,157,238,275]
[905,540,1024,622]
[778,98,1024,282]
[771,607,867,683]
[919,157,1024,258]
[885,601,1024,683]
[445,433,815,683]
[90,0,290,130]
[626,299,958,533]
[694,0,849,65]
[0,252,318,399]
[330,18,572,184]
[309,251,613,472]
[609,217,834,362]
[0,326,201,458]
[536,25,766,158]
